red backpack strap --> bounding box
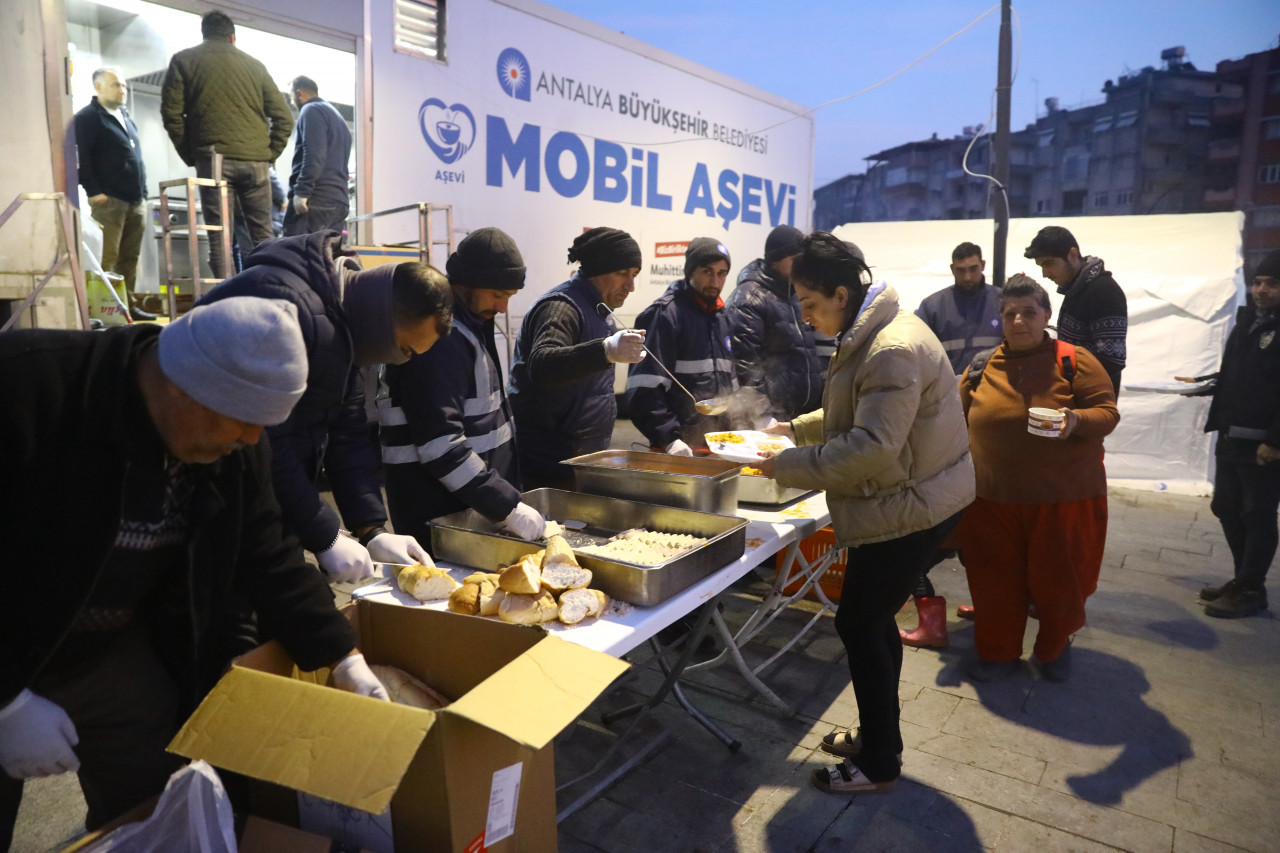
[1055,339,1077,383]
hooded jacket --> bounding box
[195,232,386,552]
[0,324,356,707]
[726,258,824,419]
[774,284,975,546]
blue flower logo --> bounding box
[497,47,531,101]
[418,98,476,164]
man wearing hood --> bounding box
[196,231,452,582]
[508,227,647,488]
[1025,226,1128,395]
[379,228,546,543]
[628,238,738,455]
[726,224,825,421]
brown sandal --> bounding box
[811,760,897,794]
[820,728,863,758]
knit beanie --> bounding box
[1255,249,1280,281]
[446,227,526,290]
[764,225,805,263]
[684,237,731,279]
[567,227,642,277]
[159,296,307,426]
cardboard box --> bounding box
[169,600,629,852]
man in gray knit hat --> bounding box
[0,297,388,846]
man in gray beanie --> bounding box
[727,224,825,421]
[628,237,738,455]
[198,230,453,583]
[380,227,547,542]
[0,297,389,846]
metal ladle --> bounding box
[596,303,728,416]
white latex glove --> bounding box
[366,532,432,566]
[0,689,80,779]
[504,502,547,541]
[665,439,694,457]
[316,534,375,583]
[292,195,309,214]
[603,329,647,364]
[331,654,390,701]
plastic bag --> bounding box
[86,270,130,326]
[80,760,238,853]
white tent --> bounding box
[831,212,1245,495]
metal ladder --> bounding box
[0,192,90,332]
[156,152,234,318]
[347,201,456,267]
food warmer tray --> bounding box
[736,473,814,507]
[564,450,741,515]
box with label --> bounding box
[169,599,628,852]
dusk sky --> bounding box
[541,1,1278,187]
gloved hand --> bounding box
[603,329,646,364]
[316,534,375,583]
[331,653,389,701]
[665,439,694,457]
[504,502,547,541]
[292,195,309,214]
[0,689,80,779]
[366,532,432,567]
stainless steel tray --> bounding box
[737,473,814,507]
[565,450,741,515]
[429,488,747,606]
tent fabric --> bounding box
[829,212,1245,494]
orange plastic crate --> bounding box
[774,526,846,604]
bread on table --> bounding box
[498,590,559,625]
[541,534,578,569]
[480,586,506,617]
[398,564,461,601]
[541,562,592,593]
[461,571,502,586]
[450,576,501,615]
[499,555,542,594]
[368,664,450,710]
[557,588,609,625]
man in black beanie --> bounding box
[1182,248,1280,618]
[509,226,647,488]
[628,237,737,455]
[380,227,547,542]
[726,224,824,421]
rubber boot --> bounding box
[899,596,949,648]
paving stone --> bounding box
[727,768,864,853]
[1165,797,1280,853]
[992,814,1130,852]
[899,686,962,732]
[1176,758,1280,825]
[1172,828,1251,853]
[1038,758,1182,826]
[912,730,1048,785]
[845,807,986,852]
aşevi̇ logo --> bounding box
[418,98,476,164]
[496,47,531,101]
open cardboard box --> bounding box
[168,599,629,852]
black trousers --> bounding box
[1211,453,1280,589]
[1,631,183,850]
[833,511,962,780]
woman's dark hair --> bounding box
[790,231,871,301]
[392,262,454,335]
[1000,272,1052,312]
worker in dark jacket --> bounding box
[381,229,546,543]
[197,231,452,582]
[73,66,156,321]
[509,227,647,488]
[1181,249,1280,619]
[284,75,352,237]
[160,11,294,277]
[727,224,824,421]
[915,242,1003,375]
[628,238,738,455]
[1025,226,1127,395]
[0,298,388,848]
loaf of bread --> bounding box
[398,564,461,601]
[499,554,542,594]
[462,571,502,586]
[557,588,609,625]
[498,590,559,625]
[480,586,506,617]
[449,575,502,615]
[541,562,592,592]
[369,664,451,710]
[541,534,579,569]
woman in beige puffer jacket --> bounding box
[759,232,974,795]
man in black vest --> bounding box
[508,227,646,489]
[74,67,156,321]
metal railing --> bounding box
[0,192,89,332]
[157,151,234,319]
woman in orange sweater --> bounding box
[958,274,1119,682]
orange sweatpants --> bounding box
[958,495,1107,663]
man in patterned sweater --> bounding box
[1025,226,1128,396]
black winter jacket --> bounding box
[0,325,356,707]
[1204,305,1280,460]
[74,97,147,204]
[726,259,824,419]
[289,97,351,209]
[197,232,387,552]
